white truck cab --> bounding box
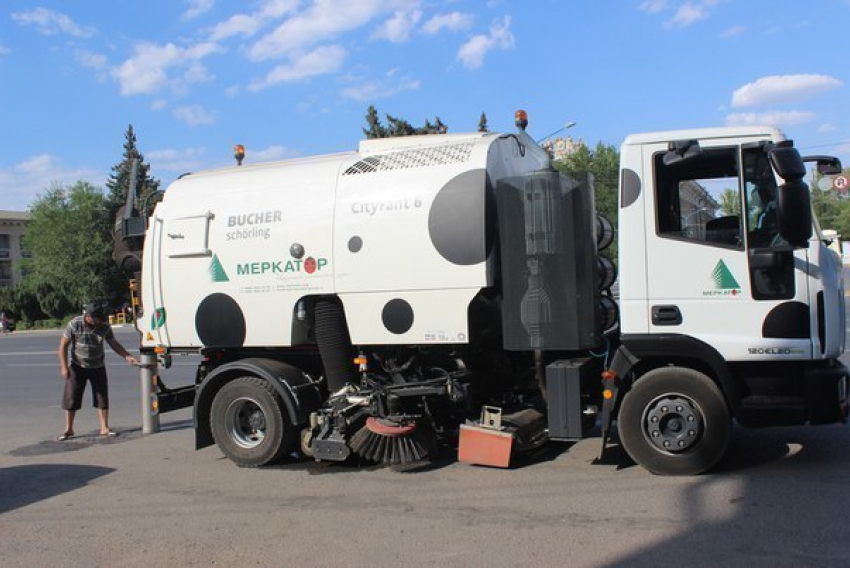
[607,127,848,473]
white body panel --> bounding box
[139,132,549,349]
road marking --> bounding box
[0,349,142,357]
[0,351,59,356]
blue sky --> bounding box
[1,0,848,210]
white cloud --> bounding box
[247,0,394,61]
[75,50,107,70]
[731,74,843,108]
[183,0,215,21]
[422,12,474,34]
[11,8,95,38]
[719,25,745,39]
[209,14,263,41]
[341,72,420,102]
[147,147,207,172]
[259,0,302,19]
[639,0,668,14]
[151,100,168,111]
[112,41,224,96]
[0,154,103,211]
[225,85,240,98]
[371,9,422,43]
[818,123,837,134]
[173,105,215,126]
[251,145,296,162]
[665,3,707,27]
[0,41,11,58]
[725,110,816,128]
[206,0,299,41]
[248,44,346,91]
[457,16,514,69]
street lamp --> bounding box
[537,121,577,143]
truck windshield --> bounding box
[743,147,785,248]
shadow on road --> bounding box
[603,425,850,565]
[7,419,194,458]
[0,463,114,514]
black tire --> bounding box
[210,376,296,467]
[618,367,730,475]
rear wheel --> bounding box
[210,376,295,467]
[618,367,730,475]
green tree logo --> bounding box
[210,254,229,282]
[711,260,740,291]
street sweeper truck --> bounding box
[115,111,849,475]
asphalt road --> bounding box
[1,326,850,566]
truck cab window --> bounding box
[743,148,785,249]
[654,148,743,249]
[743,146,794,300]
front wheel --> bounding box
[210,376,295,467]
[618,367,730,475]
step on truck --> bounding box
[114,111,849,475]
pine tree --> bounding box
[363,105,388,139]
[478,112,489,132]
[362,106,449,138]
[106,125,161,220]
[386,113,416,137]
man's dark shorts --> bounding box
[62,364,109,410]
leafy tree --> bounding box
[22,182,122,318]
[810,167,850,238]
[552,141,620,259]
[105,125,161,220]
[719,188,741,216]
[0,283,45,324]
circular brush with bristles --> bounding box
[350,417,432,466]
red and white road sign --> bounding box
[835,175,849,192]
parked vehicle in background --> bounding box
[0,311,14,334]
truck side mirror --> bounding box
[768,143,806,181]
[802,154,843,176]
[777,179,812,248]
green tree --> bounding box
[363,105,388,139]
[362,106,448,138]
[22,182,121,318]
[552,141,620,259]
[811,167,850,237]
[478,112,489,133]
[105,125,161,220]
[719,188,741,216]
[0,283,45,324]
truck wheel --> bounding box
[618,367,730,475]
[210,376,295,467]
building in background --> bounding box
[540,135,583,162]
[0,210,31,288]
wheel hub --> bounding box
[643,395,703,453]
[225,397,267,449]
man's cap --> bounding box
[83,302,106,318]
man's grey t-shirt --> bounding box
[63,315,113,369]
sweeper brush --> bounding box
[350,417,433,466]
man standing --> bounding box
[58,302,138,440]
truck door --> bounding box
[145,212,213,347]
[643,141,812,361]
